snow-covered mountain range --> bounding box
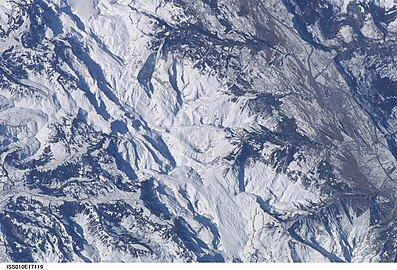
[0,0,396,262]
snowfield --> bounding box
[0,0,396,263]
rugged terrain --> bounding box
[0,0,396,262]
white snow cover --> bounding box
[0,0,395,263]
[65,0,98,19]
[328,0,397,12]
[338,25,354,42]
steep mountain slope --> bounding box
[0,0,396,262]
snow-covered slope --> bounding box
[0,0,396,262]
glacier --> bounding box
[0,0,396,262]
